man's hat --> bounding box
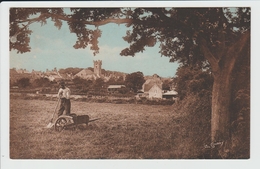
[59,81,65,85]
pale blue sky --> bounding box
[10,8,179,78]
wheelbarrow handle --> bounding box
[51,98,60,122]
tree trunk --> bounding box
[210,57,237,158]
[211,69,232,142]
[199,31,250,158]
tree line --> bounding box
[11,71,174,95]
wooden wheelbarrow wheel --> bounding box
[54,117,67,132]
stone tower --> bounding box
[93,60,102,76]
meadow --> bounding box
[10,97,208,159]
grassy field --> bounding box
[10,98,202,159]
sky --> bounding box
[9,8,179,78]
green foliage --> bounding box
[107,75,126,86]
[120,8,250,66]
[125,71,145,93]
[94,78,105,89]
[72,77,93,93]
[171,45,250,158]
[73,76,86,85]
[10,8,64,53]
[117,87,129,94]
[17,78,31,88]
[162,79,174,90]
[116,76,125,85]
[68,8,121,55]
[172,92,212,158]
[173,66,213,100]
[106,77,117,85]
[32,77,51,88]
[228,43,250,158]
[10,7,250,60]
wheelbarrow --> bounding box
[54,113,100,132]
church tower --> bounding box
[93,60,102,76]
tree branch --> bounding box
[227,30,250,58]
[215,28,226,59]
[199,37,219,72]
[215,8,230,59]
[13,13,134,27]
[146,8,190,30]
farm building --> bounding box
[74,69,97,80]
[31,69,44,79]
[43,68,64,82]
[47,74,63,82]
[147,84,162,99]
[142,74,163,99]
[162,90,178,100]
[107,85,126,93]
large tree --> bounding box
[173,65,213,100]
[9,7,250,155]
[17,77,31,88]
[125,71,145,92]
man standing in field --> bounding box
[57,81,71,116]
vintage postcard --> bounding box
[1,1,259,169]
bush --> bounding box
[228,46,250,159]
[172,93,212,158]
[171,86,250,159]
[17,78,31,88]
[228,88,250,158]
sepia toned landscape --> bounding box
[10,98,187,159]
[8,6,250,160]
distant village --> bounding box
[10,60,178,100]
